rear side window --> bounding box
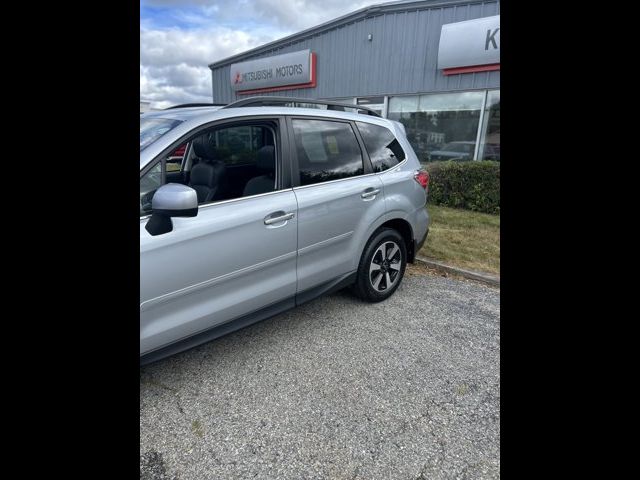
[356,122,405,172]
[292,119,364,186]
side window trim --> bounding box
[287,115,369,188]
[285,116,300,188]
[349,120,374,175]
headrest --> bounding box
[192,134,217,161]
[256,145,275,173]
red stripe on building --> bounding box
[442,63,500,75]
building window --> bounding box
[478,90,500,161]
[387,91,485,164]
[357,97,385,116]
[328,98,356,104]
[289,102,328,110]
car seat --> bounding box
[243,146,275,196]
[189,134,227,203]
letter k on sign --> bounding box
[485,28,500,50]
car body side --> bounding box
[140,107,429,362]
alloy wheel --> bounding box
[369,241,402,292]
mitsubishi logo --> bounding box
[233,72,242,84]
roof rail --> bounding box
[222,96,382,118]
[165,103,226,110]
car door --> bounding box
[140,117,298,356]
[287,116,386,295]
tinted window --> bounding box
[213,126,270,165]
[292,119,364,186]
[191,125,276,201]
[140,123,277,214]
[356,122,405,172]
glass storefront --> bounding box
[357,96,385,116]
[478,90,500,161]
[324,90,500,164]
[387,91,485,163]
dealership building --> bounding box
[208,0,500,162]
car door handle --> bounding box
[361,188,380,199]
[264,211,295,225]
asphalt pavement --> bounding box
[140,264,500,479]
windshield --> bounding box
[140,117,183,150]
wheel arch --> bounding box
[378,218,415,263]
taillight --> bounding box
[414,169,429,191]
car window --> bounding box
[213,126,268,166]
[140,117,183,151]
[292,119,364,186]
[141,122,278,214]
[140,162,162,216]
[356,122,405,172]
[166,143,188,172]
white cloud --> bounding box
[249,0,382,30]
[140,27,261,68]
[140,0,384,108]
[140,26,275,108]
[144,0,383,29]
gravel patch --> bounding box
[140,265,500,479]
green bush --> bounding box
[425,161,500,214]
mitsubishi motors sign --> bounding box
[230,49,317,94]
[438,15,500,75]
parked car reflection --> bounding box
[483,143,500,161]
[427,141,475,161]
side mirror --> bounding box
[145,184,198,236]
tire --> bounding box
[352,228,407,302]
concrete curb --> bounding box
[415,256,500,287]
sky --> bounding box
[140,0,385,108]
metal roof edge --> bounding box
[208,0,492,69]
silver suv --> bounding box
[140,98,430,364]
